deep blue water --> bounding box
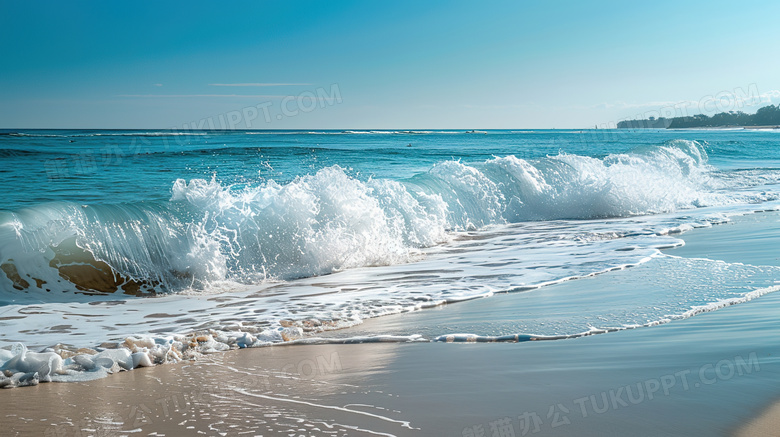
[3,129,779,209]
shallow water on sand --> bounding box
[317,210,780,342]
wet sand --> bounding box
[2,288,780,436]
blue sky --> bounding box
[1,0,779,128]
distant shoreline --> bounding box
[617,104,780,130]
[618,125,780,131]
[666,125,780,130]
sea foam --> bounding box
[1,140,776,300]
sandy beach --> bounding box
[3,212,780,436]
[736,402,780,437]
[2,293,779,437]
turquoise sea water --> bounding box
[3,129,780,209]
[1,129,780,385]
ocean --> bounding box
[1,128,780,387]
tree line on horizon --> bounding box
[617,104,780,129]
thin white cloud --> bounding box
[590,100,683,110]
[759,90,780,101]
[153,83,163,87]
[208,83,312,87]
[117,94,289,98]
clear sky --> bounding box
[2,0,779,129]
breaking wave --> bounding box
[0,140,775,299]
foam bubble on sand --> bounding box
[0,343,62,386]
[0,325,308,387]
